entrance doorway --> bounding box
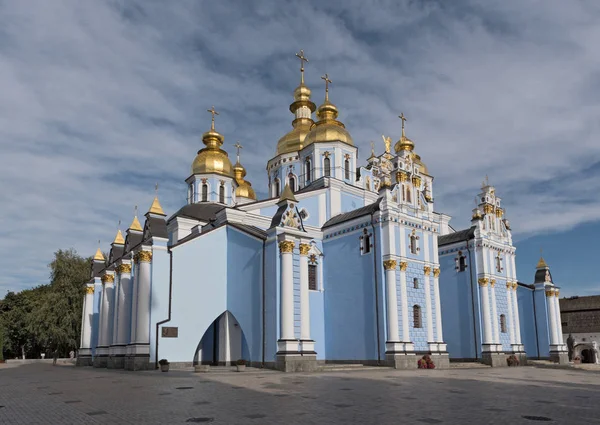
[581,348,596,364]
[193,311,249,366]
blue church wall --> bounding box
[438,245,480,359]
[91,283,102,355]
[341,191,362,214]
[198,322,215,363]
[149,244,177,363]
[516,285,540,358]
[404,262,429,352]
[298,194,319,227]
[531,286,550,358]
[158,227,228,363]
[264,239,279,363]
[493,280,512,352]
[192,176,234,206]
[292,247,301,339]
[310,290,326,360]
[258,205,278,218]
[323,229,379,361]
[226,227,263,363]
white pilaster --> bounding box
[553,292,564,344]
[104,279,116,349]
[298,242,314,353]
[384,260,400,351]
[424,267,434,344]
[511,283,522,345]
[277,237,298,353]
[433,269,444,343]
[490,280,500,346]
[129,260,139,346]
[134,250,152,352]
[115,263,132,353]
[110,273,121,350]
[506,282,516,346]
[399,263,413,350]
[546,288,559,346]
[479,278,494,347]
[79,284,95,355]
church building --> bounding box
[77,51,566,371]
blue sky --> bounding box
[1,0,599,297]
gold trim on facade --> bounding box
[423,266,431,275]
[478,277,489,286]
[279,240,295,253]
[495,208,504,218]
[400,261,408,271]
[383,260,397,271]
[116,263,132,274]
[412,176,421,187]
[137,251,153,263]
[555,290,560,297]
[299,243,311,255]
[101,274,115,284]
[483,204,493,214]
[545,290,554,297]
[433,268,440,278]
[396,171,408,183]
[86,286,95,294]
[490,279,496,287]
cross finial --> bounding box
[321,73,332,101]
[118,219,121,228]
[399,112,407,137]
[370,141,375,155]
[155,183,159,194]
[234,141,243,163]
[295,50,309,84]
[134,205,138,216]
[207,106,219,131]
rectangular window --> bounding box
[308,264,317,291]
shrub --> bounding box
[236,359,247,366]
[158,359,169,366]
[418,355,435,369]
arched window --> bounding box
[308,264,317,291]
[413,305,422,328]
[324,157,331,177]
[402,184,406,201]
[201,183,208,202]
[410,235,418,254]
[459,256,466,272]
[413,278,419,289]
[219,184,225,204]
[274,179,280,197]
[344,158,350,180]
[406,187,412,203]
[500,314,507,333]
[496,254,502,272]
[188,184,193,204]
[289,176,296,192]
[305,158,312,183]
[361,229,371,254]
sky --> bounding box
[0,0,599,297]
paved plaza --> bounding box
[1,363,599,424]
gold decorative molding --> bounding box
[396,171,408,183]
[86,286,95,295]
[383,260,397,271]
[483,204,493,214]
[495,208,504,218]
[506,281,513,290]
[299,243,311,256]
[101,274,115,284]
[116,263,132,274]
[412,176,421,187]
[555,290,560,298]
[490,279,496,287]
[137,251,153,263]
[423,266,432,275]
[433,268,440,278]
[400,261,408,271]
[279,240,295,253]
[478,277,489,287]
[545,290,554,297]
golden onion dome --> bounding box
[412,153,429,175]
[233,161,256,200]
[276,83,316,156]
[303,99,354,147]
[191,123,234,178]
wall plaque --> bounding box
[161,327,178,338]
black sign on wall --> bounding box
[161,327,179,338]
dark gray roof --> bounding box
[108,245,124,264]
[169,203,225,223]
[269,203,287,229]
[438,227,476,246]
[534,268,553,284]
[144,214,168,240]
[91,260,104,278]
[229,223,267,240]
[124,230,143,254]
[322,199,381,229]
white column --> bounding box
[423,267,434,343]
[553,291,564,344]
[134,250,152,345]
[511,283,522,345]
[479,278,493,346]
[399,262,412,349]
[80,284,95,353]
[278,239,297,353]
[111,273,121,348]
[97,283,106,350]
[384,260,400,344]
[116,263,132,349]
[432,268,444,343]
[546,288,559,346]
[298,242,314,353]
[129,260,140,345]
[490,279,500,346]
[104,279,116,349]
[505,282,516,346]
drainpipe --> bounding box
[465,237,479,360]
[371,212,382,364]
[532,287,540,358]
[154,248,174,369]
[261,238,266,367]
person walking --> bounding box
[52,348,58,366]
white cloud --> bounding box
[0,0,599,293]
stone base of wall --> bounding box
[75,356,92,367]
[93,355,108,368]
[481,352,506,367]
[386,353,417,369]
[107,356,125,369]
[124,355,151,371]
[549,351,569,365]
[515,352,528,366]
[275,354,318,372]
[429,353,450,369]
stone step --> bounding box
[319,364,387,372]
[449,362,491,369]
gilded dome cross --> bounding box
[234,141,243,163]
[321,73,332,101]
[295,50,309,84]
[398,112,407,136]
[207,105,219,130]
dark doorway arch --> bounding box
[192,311,250,366]
[581,348,596,364]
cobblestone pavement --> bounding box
[1,363,599,424]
